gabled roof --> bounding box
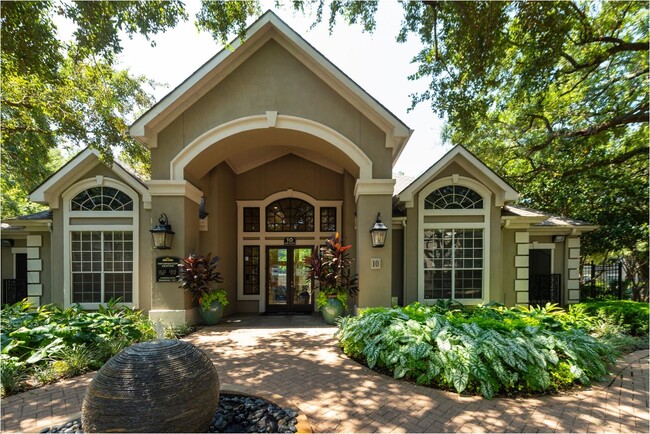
[129,10,413,163]
[396,145,520,207]
[29,148,151,209]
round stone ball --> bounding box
[82,339,219,433]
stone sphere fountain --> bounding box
[81,339,219,433]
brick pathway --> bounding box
[2,315,649,433]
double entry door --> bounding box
[266,247,313,312]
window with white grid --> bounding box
[71,231,133,303]
[423,229,483,300]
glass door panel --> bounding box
[267,248,288,306]
[292,248,312,306]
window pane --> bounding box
[71,187,133,211]
[243,246,260,295]
[71,231,134,304]
[320,207,337,232]
[424,185,483,209]
[243,207,260,232]
[422,228,483,300]
[266,198,314,232]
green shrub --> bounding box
[164,322,195,339]
[337,303,618,399]
[0,358,26,396]
[571,301,649,336]
[0,299,156,396]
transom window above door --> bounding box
[266,198,314,232]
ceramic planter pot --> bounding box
[321,297,344,325]
[199,300,224,325]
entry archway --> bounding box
[170,113,373,181]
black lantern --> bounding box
[370,212,388,248]
[150,214,174,249]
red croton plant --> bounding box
[305,232,359,298]
[178,253,225,308]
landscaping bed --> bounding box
[1,300,156,396]
[336,300,649,399]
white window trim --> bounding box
[418,176,492,305]
[62,178,139,310]
[236,189,342,312]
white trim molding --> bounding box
[354,179,396,201]
[30,148,151,210]
[169,114,373,181]
[147,180,203,205]
[398,146,519,208]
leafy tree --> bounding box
[300,0,649,299]
[1,0,186,218]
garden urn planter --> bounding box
[321,297,344,325]
[199,299,224,325]
[81,339,219,433]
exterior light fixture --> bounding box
[370,212,388,248]
[150,213,174,249]
[552,235,566,243]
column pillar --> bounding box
[354,179,395,308]
[147,180,202,325]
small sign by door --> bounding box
[370,258,382,269]
[284,237,296,246]
[156,256,181,282]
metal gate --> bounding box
[529,274,562,306]
[581,261,626,300]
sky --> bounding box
[113,1,451,177]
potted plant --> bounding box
[178,253,228,325]
[306,233,358,324]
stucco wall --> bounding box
[391,226,404,305]
[235,154,343,201]
[152,39,392,181]
[199,162,238,317]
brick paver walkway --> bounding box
[2,315,649,433]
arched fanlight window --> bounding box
[424,185,483,210]
[266,198,314,232]
[71,186,133,211]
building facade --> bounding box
[1,12,595,323]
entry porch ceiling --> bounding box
[183,128,355,179]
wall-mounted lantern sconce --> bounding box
[370,212,388,248]
[552,235,566,243]
[150,213,174,249]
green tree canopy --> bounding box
[1,0,187,218]
[311,0,649,297]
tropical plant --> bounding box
[0,299,155,396]
[337,302,618,399]
[199,288,229,311]
[306,232,358,298]
[316,291,348,311]
[178,253,225,309]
